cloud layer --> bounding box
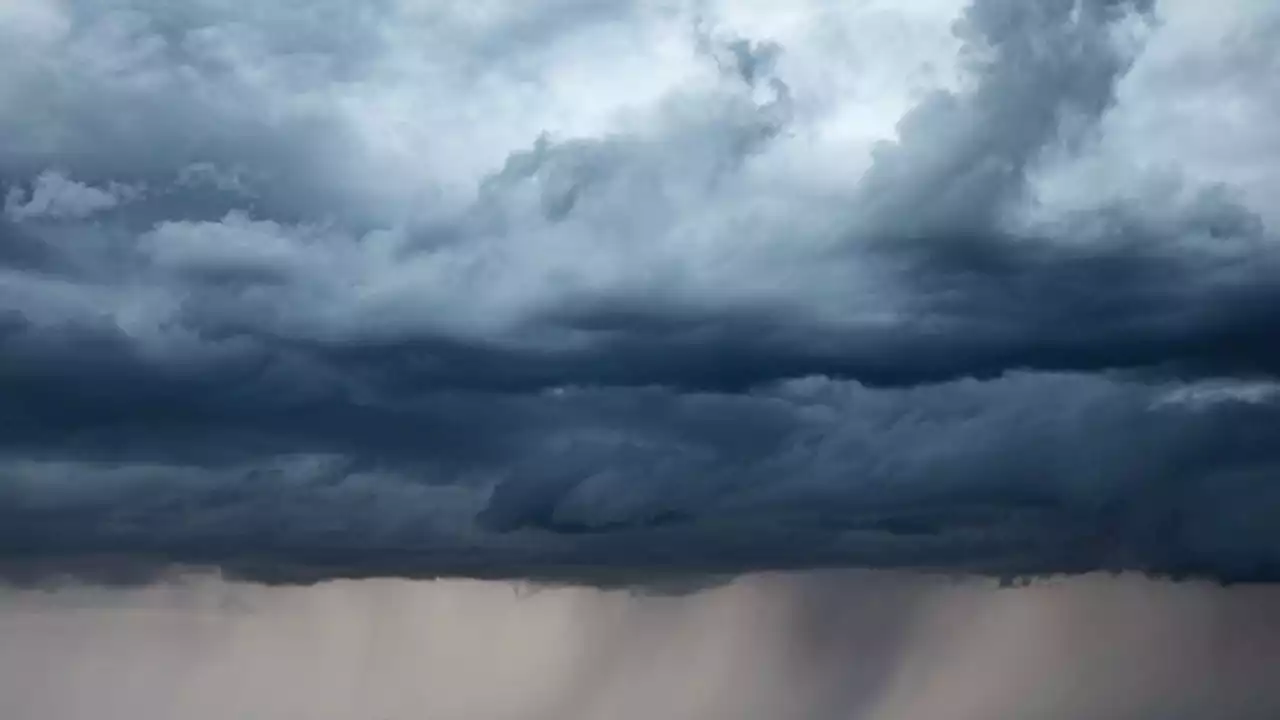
[2,0,1280,586]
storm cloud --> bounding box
[2,0,1279,586]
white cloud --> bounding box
[3,171,136,221]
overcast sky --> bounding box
[5,1,1280,718]
[2,0,1280,586]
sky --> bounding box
[2,0,1280,588]
[4,1,1280,718]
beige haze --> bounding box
[3,571,1279,719]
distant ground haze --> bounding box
[3,571,1280,720]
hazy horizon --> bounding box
[5,570,1280,720]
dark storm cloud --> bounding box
[1,0,1279,586]
[3,373,1279,586]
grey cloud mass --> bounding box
[2,0,1280,586]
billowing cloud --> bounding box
[1,0,1279,586]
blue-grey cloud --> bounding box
[1,0,1279,586]
[3,373,1279,586]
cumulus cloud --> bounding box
[3,171,137,222]
[1,0,1279,586]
